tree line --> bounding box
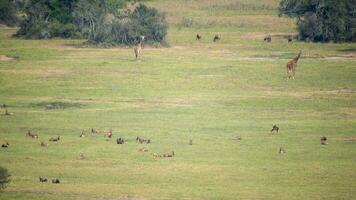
[0,0,168,46]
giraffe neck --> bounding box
[293,52,301,63]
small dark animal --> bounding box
[264,35,272,42]
[1,104,6,108]
[279,147,286,154]
[49,136,60,142]
[117,137,125,144]
[136,136,150,144]
[162,151,175,158]
[320,136,328,145]
[189,139,193,145]
[270,125,279,133]
[1,142,9,148]
[196,33,202,40]
[213,34,221,42]
[287,35,293,42]
[52,178,60,184]
[91,128,98,134]
[39,177,47,182]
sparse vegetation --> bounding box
[0,166,11,191]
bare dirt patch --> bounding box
[0,55,16,61]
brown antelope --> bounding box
[138,147,149,152]
[27,130,38,139]
[80,131,85,138]
[287,50,302,79]
[320,136,328,145]
[49,136,60,142]
[136,136,150,144]
[104,130,112,138]
[134,35,145,60]
[213,34,221,42]
[264,35,272,42]
[4,109,13,116]
[233,135,242,140]
[270,125,279,133]
[40,141,48,147]
[196,33,202,40]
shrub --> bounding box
[0,166,11,191]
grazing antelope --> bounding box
[270,125,279,133]
[213,34,221,42]
[136,136,150,144]
[79,152,85,160]
[233,135,242,140]
[4,109,13,116]
[134,35,145,60]
[320,136,328,145]
[52,178,60,184]
[286,50,302,79]
[80,131,85,138]
[116,137,125,144]
[39,177,48,182]
[279,147,286,154]
[91,128,98,135]
[196,33,202,40]
[264,35,272,42]
[1,142,9,148]
[40,141,48,147]
[49,136,60,142]
[27,130,38,139]
[104,130,112,138]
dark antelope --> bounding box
[52,178,60,184]
[196,33,202,40]
[264,35,271,42]
[117,137,125,144]
[49,136,60,142]
[213,34,221,42]
[39,177,48,182]
[1,142,9,148]
[270,125,279,133]
[320,136,328,145]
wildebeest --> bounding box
[49,136,60,142]
[117,137,125,144]
[52,178,60,184]
[39,176,47,182]
[213,34,221,42]
[320,136,328,145]
[264,35,272,42]
[1,142,9,148]
[270,125,279,133]
[196,33,202,40]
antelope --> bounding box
[104,130,112,138]
[27,130,38,139]
[134,35,145,60]
[286,50,302,79]
[117,137,125,144]
[1,142,9,148]
[320,136,328,145]
[52,178,60,184]
[49,136,60,142]
[196,33,202,40]
[287,35,293,42]
[80,131,85,138]
[213,34,221,42]
[39,177,48,182]
[279,147,286,154]
[4,109,13,116]
[264,35,271,42]
[40,141,48,147]
[270,125,279,133]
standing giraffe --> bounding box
[134,35,145,60]
[286,50,302,79]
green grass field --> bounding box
[1,0,356,199]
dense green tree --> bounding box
[0,0,20,26]
[279,0,356,42]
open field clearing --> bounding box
[0,0,356,199]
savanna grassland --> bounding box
[1,0,356,199]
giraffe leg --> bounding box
[292,68,295,79]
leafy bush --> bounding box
[0,166,11,191]
[0,0,19,26]
[279,0,356,42]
